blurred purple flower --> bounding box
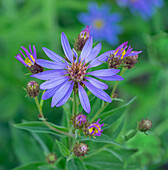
[78,3,122,45]
[88,119,104,136]
[32,32,123,113]
[117,0,164,20]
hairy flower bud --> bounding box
[26,81,39,98]
[138,118,152,132]
[108,53,123,69]
[46,153,57,164]
[122,53,138,69]
[73,142,89,157]
[74,26,91,51]
[71,113,87,129]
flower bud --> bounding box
[108,53,123,69]
[28,63,44,74]
[46,153,57,164]
[122,53,138,69]
[138,118,152,132]
[73,142,89,157]
[26,81,39,98]
[74,26,91,52]
[71,113,87,129]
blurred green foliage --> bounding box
[1,0,168,169]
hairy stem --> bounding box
[124,129,138,141]
[34,96,72,136]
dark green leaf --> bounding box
[12,162,46,170]
[66,159,87,170]
[79,134,122,147]
[55,140,70,157]
[13,121,69,137]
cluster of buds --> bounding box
[26,81,39,98]
[46,153,57,164]
[138,118,152,133]
[71,113,87,129]
[73,142,89,157]
[74,26,91,52]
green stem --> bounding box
[124,129,138,142]
[34,96,71,136]
[91,68,126,122]
[73,90,78,115]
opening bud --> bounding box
[138,118,152,133]
[46,153,57,164]
[74,26,91,52]
[26,81,39,98]
[71,113,87,129]
[73,142,89,157]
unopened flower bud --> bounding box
[122,53,139,69]
[73,142,89,157]
[46,153,57,164]
[28,63,44,74]
[138,118,152,132]
[108,53,123,69]
[26,81,39,98]
[71,113,87,129]
[74,26,91,52]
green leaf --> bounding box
[79,134,122,147]
[66,159,87,170]
[13,121,69,137]
[99,97,136,129]
[12,161,46,170]
[55,139,70,157]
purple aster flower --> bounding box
[112,41,142,59]
[80,25,91,40]
[15,45,43,74]
[117,0,164,20]
[78,3,122,45]
[31,32,123,113]
[76,114,87,126]
[88,119,104,136]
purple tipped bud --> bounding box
[71,113,87,129]
[26,81,39,98]
[73,142,89,157]
[46,153,57,164]
[138,118,152,132]
[74,26,91,51]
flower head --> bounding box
[74,26,91,52]
[32,32,123,113]
[78,3,122,45]
[108,42,141,69]
[73,142,89,157]
[71,113,87,129]
[15,45,43,74]
[26,81,39,98]
[88,119,104,136]
[117,0,164,20]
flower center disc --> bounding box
[68,62,87,82]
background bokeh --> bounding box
[0,0,168,169]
